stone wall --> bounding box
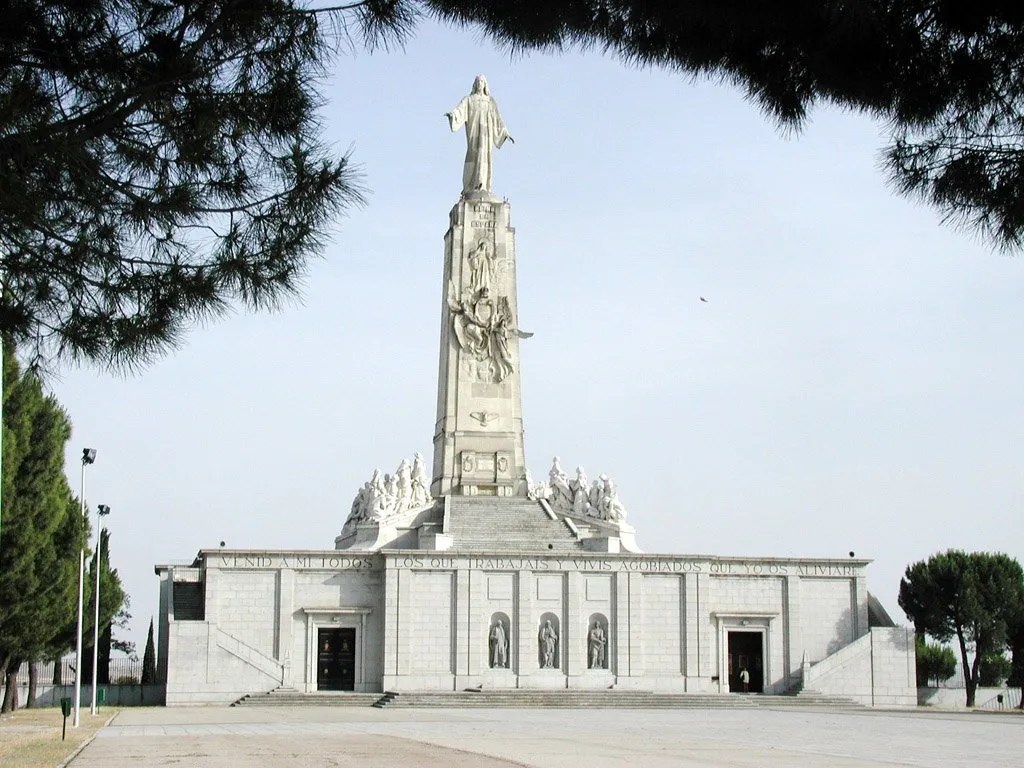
[803,626,915,706]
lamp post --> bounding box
[90,504,110,715]
[73,448,96,728]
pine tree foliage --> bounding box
[899,550,1024,706]
[0,0,404,368]
[5,1,1024,371]
[0,349,87,711]
[141,618,158,685]
[422,0,1024,250]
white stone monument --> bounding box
[433,75,528,498]
[153,76,916,707]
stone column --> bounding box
[517,570,535,682]
[276,568,295,684]
[454,567,473,687]
[566,572,583,679]
[431,197,528,498]
[381,560,401,689]
[784,575,801,688]
[853,574,869,638]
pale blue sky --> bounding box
[53,20,1023,649]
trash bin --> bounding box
[97,688,106,704]
[59,697,72,717]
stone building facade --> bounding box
[155,547,914,705]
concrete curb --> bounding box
[56,711,119,767]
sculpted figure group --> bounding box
[448,280,515,383]
[531,456,628,523]
[346,452,431,524]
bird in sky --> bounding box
[699,297,709,303]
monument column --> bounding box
[432,75,527,498]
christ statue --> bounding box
[446,74,513,194]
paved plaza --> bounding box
[71,705,1019,767]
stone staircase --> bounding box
[234,686,865,709]
[770,688,865,708]
[445,496,583,552]
[232,687,381,707]
[373,690,757,709]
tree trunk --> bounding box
[99,624,111,685]
[52,657,63,685]
[26,662,38,708]
[1,662,20,713]
[956,631,976,707]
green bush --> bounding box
[916,639,956,687]
[978,654,1012,687]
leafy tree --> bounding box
[424,1,1024,250]
[0,350,87,712]
[978,653,1012,688]
[0,0,404,368]
[915,637,957,688]
[141,618,158,685]
[899,551,1024,706]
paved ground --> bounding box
[71,705,1021,767]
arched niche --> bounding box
[586,613,610,670]
[537,612,560,669]
[488,612,511,669]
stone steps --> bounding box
[445,497,582,552]
[772,689,864,708]
[232,688,380,707]
[233,687,865,710]
[374,691,758,709]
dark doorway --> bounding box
[317,628,356,691]
[727,631,764,693]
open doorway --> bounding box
[727,631,764,693]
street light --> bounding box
[73,448,96,728]
[90,504,110,715]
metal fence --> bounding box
[9,657,143,686]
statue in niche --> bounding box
[539,620,558,669]
[410,452,430,507]
[448,283,516,382]
[588,622,607,669]
[467,239,496,296]
[446,74,513,194]
[489,620,508,669]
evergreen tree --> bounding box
[899,551,1024,706]
[0,350,87,712]
[141,619,158,686]
[0,1,399,368]
[915,637,956,687]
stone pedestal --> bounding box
[432,197,528,497]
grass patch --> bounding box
[0,707,116,767]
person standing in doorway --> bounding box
[740,667,750,693]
